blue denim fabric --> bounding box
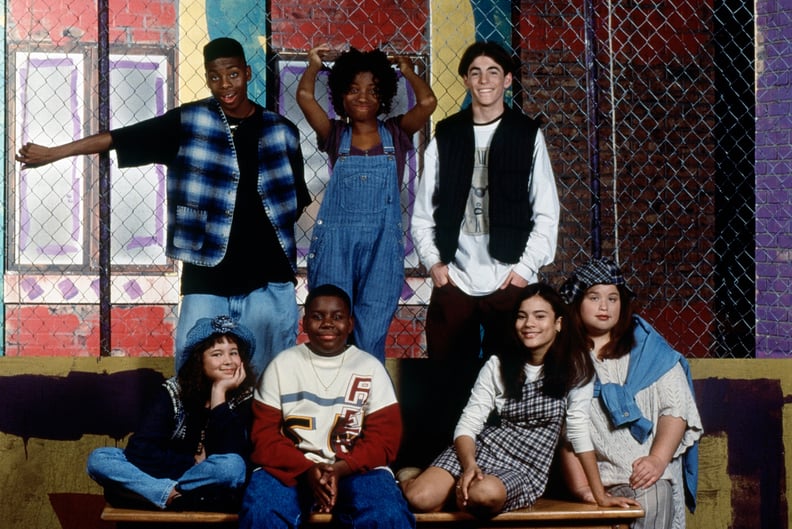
[239,469,307,529]
[333,468,416,529]
[307,123,403,362]
[87,447,246,509]
[239,468,414,529]
[174,282,299,378]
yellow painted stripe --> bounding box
[430,0,475,126]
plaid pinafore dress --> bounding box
[431,377,566,511]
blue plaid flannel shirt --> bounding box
[167,98,303,270]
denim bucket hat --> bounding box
[182,315,256,360]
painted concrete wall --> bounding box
[0,357,788,529]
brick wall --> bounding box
[271,0,428,52]
[4,0,779,359]
[519,1,718,357]
[4,305,177,357]
[755,2,792,357]
[8,0,176,45]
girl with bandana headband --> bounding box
[558,259,703,529]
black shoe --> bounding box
[104,486,157,510]
[168,486,242,513]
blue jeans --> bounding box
[86,447,246,509]
[239,468,415,529]
[175,282,299,378]
[307,122,403,363]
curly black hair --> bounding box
[177,334,254,408]
[328,48,398,118]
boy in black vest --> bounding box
[409,41,559,454]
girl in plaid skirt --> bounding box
[399,283,595,517]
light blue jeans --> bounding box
[174,282,299,378]
[86,447,246,509]
[239,467,415,529]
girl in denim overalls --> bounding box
[298,46,436,361]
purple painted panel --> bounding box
[755,0,792,357]
[18,56,83,260]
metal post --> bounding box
[584,0,602,258]
[97,0,111,355]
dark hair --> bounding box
[328,48,398,117]
[305,283,352,314]
[203,37,246,64]
[177,333,254,407]
[569,283,637,359]
[498,283,593,400]
[457,41,516,77]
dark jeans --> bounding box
[239,468,415,529]
[425,282,528,361]
[423,283,529,452]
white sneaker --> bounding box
[395,466,422,483]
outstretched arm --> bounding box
[560,443,640,509]
[17,132,113,169]
[297,45,333,142]
[395,56,437,135]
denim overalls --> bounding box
[307,121,403,362]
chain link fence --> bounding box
[5,0,755,359]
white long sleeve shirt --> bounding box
[411,121,559,296]
[454,355,593,449]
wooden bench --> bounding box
[101,498,644,529]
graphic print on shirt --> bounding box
[329,375,372,454]
[283,416,314,445]
[462,146,489,235]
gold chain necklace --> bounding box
[308,346,348,391]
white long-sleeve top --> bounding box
[411,121,559,296]
[454,355,593,449]
[569,353,702,483]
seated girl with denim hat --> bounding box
[558,259,702,528]
[87,315,256,511]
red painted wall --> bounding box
[8,0,176,44]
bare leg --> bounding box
[401,466,455,513]
[460,475,507,518]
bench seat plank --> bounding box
[411,498,643,521]
[102,498,643,527]
[101,506,238,523]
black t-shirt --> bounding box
[111,106,296,295]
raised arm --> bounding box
[395,56,437,135]
[17,132,113,169]
[297,45,333,142]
